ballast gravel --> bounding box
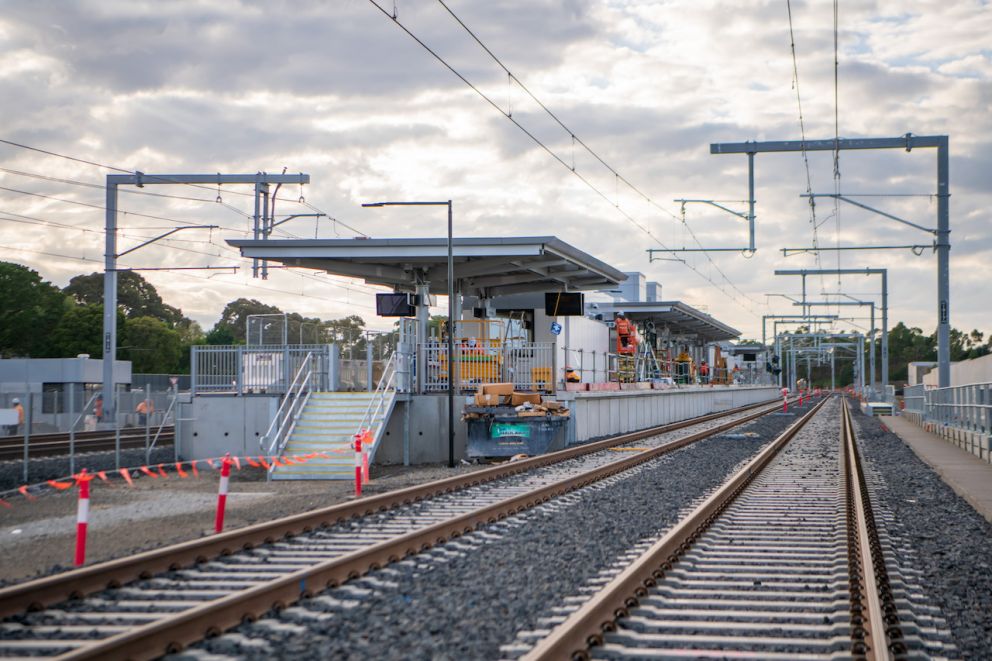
[0,446,174,493]
[852,408,992,660]
[188,401,817,660]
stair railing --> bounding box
[260,352,315,477]
[354,350,397,452]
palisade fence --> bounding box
[419,342,556,393]
[191,345,334,395]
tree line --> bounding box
[0,261,379,374]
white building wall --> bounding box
[922,353,992,387]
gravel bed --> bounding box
[852,405,992,659]
[0,446,175,493]
[185,401,818,659]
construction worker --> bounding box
[615,312,637,355]
[135,397,154,426]
[6,398,24,435]
[699,360,710,384]
[564,366,581,383]
[94,394,103,421]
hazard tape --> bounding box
[0,449,343,508]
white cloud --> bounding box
[0,0,989,339]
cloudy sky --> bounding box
[1,0,989,340]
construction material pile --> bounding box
[462,383,570,421]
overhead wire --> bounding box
[832,0,843,308]
[785,0,827,298]
[432,0,761,311]
[368,0,761,317]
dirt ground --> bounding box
[0,462,488,586]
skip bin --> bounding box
[467,415,568,458]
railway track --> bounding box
[0,428,174,462]
[522,396,952,660]
[0,396,795,659]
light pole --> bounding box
[363,200,456,468]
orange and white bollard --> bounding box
[799,390,805,407]
[214,454,231,533]
[354,434,363,498]
[781,387,789,413]
[74,469,90,566]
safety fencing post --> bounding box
[362,428,371,485]
[354,433,363,498]
[74,469,90,566]
[214,453,231,533]
[782,387,789,413]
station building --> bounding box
[177,236,778,478]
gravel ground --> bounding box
[187,400,818,660]
[0,462,488,586]
[0,446,175,493]
[851,405,992,659]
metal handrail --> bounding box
[147,396,178,463]
[260,352,315,471]
[354,351,397,452]
[70,392,101,431]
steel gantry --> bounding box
[102,172,310,422]
[711,134,950,387]
[775,268,888,395]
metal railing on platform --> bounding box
[418,341,555,393]
[260,352,316,477]
[902,381,992,436]
[191,344,332,395]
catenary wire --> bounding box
[368,0,761,317]
[432,0,760,309]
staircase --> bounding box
[271,390,397,480]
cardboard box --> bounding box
[511,392,543,406]
[473,393,505,406]
[480,382,515,396]
[543,400,563,411]
[517,410,547,417]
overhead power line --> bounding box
[785,0,827,298]
[368,0,762,316]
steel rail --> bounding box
[0,397,786,619]
[54,396,800,660]
[842,399,900,659]
[522,396,830,660]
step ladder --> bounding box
[271,390,397,480]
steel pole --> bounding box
[881,270,889,393]
[936,138,950,388]
[446,201,455,468]
[102,181,119,423]
[869,303,876,394]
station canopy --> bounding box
[593,300,741,343]
[227,236,627,298]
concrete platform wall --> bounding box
[562,386,781,444]
[178,395,279,460]
[376,386,781,465]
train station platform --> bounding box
[882,415,992,523]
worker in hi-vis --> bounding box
[136,397,155,426]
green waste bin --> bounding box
[467,415,568,458]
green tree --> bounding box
[212,298,283,343]
[204,325,236,345]
[50,304,127,359]
[123,316,182,373]
[0,262,68,358]
[64,271,184,325]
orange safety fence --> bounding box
[0,449,345,509]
